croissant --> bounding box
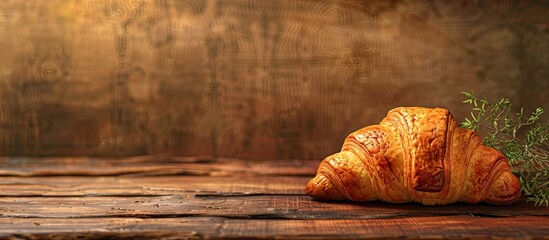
[306,107,521,205]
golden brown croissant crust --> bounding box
[306,107,521,205]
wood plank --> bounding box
[0,175,309,196]
[0,156,319,176]
[0,157,547,239]
[0,194,546,219]
[1,216,549,239]
[0,174,546,219]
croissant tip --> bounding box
[305,180,315,196]
[306,174,346,201]
[485,171,522,205]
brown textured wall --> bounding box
[0,0,547,159]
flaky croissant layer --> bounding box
[306,107,521,205]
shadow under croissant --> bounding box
[305,193,530,215]
[301,198,533,219]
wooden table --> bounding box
[0,156,548,239]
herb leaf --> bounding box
[460,91,549,206]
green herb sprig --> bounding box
[460,91,549,206]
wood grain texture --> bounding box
[0,157,547,238]
[2,217,549,239]
[0,156,319,176]
[0,194,547,220]
[0,176,309,197]
[0,0,547,159]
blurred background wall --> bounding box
[0,0,547,159]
